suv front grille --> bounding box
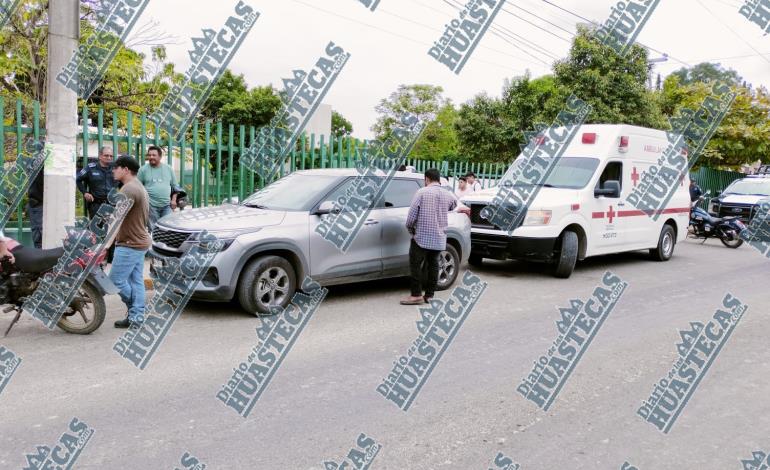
[469,203,525,231]
[717,203,754,222]
[152,228,192,249]
[470,204,494,228]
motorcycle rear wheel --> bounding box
[720,235,744,249]
[57,280,106,334]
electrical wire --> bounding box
[695,0,770,67]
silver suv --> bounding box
[150,169,471,314]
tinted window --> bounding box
[320,177,381,212]
[383,179,421,208]
[596,161,623,196]
[542,157,601,189]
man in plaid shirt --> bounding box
[401,168,469,305]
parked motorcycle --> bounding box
[689,191,746,248]
[1,235,118,336]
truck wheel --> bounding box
[237,255,296,315]
[468,253,483,267]
[554,230,578,278]
[650,225,675,261]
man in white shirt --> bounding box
[454,176,472,199]
[465,172,482,192]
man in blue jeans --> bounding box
[109,156,151,328]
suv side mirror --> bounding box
[594,180,620,198]
[314,200,337,215]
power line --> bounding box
[538,0,692,68]
[504,2,576,37]
[287,0,527,73]
[695,0,770,67]
[440,0,559,64]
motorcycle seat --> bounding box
[10,245,66,273]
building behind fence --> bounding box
[2,96,746,244]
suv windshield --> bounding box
[506,156,600,189]
[723,178,770,196]
[241,173,340,211]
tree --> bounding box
[331,110,353,136]
[411,102,460,161]
[201,69,281,130]
[455,74,560,163]
[551,26,667,129]
[659,75,770,168]
[669,62,742,87]
[372,84,446,139]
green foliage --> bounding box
[552,26,666,129]
[669,62,742,87]
[331,110,353,136]
[411,102,460,161]
[372,84,446,139]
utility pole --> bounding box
[44,0,79,248]
[647,54,669,89]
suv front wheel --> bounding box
[237,255,297,315]
[435,244,460,290]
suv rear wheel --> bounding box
[237,255,297,315]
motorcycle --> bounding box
[1,235,118,336]
[689,191,746,248]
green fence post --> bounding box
[96,108,104,153]
[227,124,234,202]
[140,114,147,165]
[112,110,119,157]
[179,132,186,205]
[192,121,199,208]
[319,135,326,169]
[346,137,353,168]
[204,121,211,207]
[249,126,256,193]
[127,111,135,158]
[216,121,222,204]
[16,99,24,233]
[301,134,307,170]
[310,134,316,169]
[239,125,246,201]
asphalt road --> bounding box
[0,238,768,469]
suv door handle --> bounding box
[364,219,379,225]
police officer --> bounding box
[77,146,116,218]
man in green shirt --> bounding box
[137,145,178,230]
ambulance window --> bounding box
[597,162,622,196]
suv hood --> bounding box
[718,194,768,204]
[158,205,286,231]
[461,186,579,209]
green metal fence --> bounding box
[0,96,747,242]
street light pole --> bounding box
[43,0,79,248]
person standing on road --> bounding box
[401,168,469,305]
[27,170,44,249]
[465,172,482,192]
[76,146,116,219]
[109,156,150,329]
[138,145,178,230]
[689,180,703,206]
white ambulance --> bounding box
[461,124,691,278]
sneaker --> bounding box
[114,318,131,328]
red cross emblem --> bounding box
[631,167,639,187]
[607,205,616,223]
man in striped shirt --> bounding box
[401,168,468,305]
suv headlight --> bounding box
[709,199,719,214]
[523,210,552,226]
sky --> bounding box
[130,0,770,139]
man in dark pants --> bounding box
[76,146,116,219]
[401,168,468,305]
[27,171,44,248]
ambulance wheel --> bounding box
[650,224,675,261]
[554,230,578,278]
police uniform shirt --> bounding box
[77,162,115,200]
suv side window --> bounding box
[320,177,382,212]
[596,161,622,197]
[383,179,421,208]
